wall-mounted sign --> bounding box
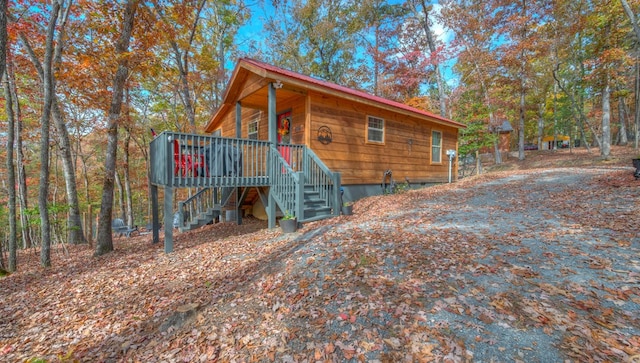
[317,126,332,145]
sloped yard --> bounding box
[1,166,639,362]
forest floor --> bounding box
[1,146,640,362]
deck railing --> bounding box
[150,131,271,188]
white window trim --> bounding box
[431,130,443,164]
[248,118,259,139]
[366,116,385,144]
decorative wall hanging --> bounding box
[277,111,292,144]
[317,126,332,145]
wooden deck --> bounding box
[149,131,341,253]
[150,132,272,188]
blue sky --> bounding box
[235,1,459,87]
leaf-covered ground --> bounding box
[1,152,640,362]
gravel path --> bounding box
[266,167,640,362]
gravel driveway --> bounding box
[267,167,640,362]
[401,168,640,361]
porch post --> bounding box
[164,186,174,253]
[267,82,277,229]
[151,184,159,244]
[235,101,242,225]
[236,101,242,138]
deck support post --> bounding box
[332,172,341,216]
[295,171,305,222]
[164,186,174,253]
[236,103,243,226]
[151,184,159,244]
[267,82,277,229]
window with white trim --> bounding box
[431,130,442,163]
[367,116,384,143]
[248,119,258,140]
[212,129,222,137]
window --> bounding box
[367,116,384,143]
[212,129,222,137]
[248,119,258,140]
[431,130,442,163]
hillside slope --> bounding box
[1,147,639,362]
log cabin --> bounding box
[149,58,465,252]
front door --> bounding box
[277,111,292,165]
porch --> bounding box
[149,131,341,252]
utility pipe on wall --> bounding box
[446,150,456,183]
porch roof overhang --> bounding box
[204,58,466,133]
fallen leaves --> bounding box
[1,168,639,362]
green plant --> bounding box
[393,181,410,194]
[282,211,295,220]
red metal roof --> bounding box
[239,57,466,129]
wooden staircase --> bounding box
[302,184,333,222]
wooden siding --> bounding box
[308,92,458,185]
[210,82,459,186]
[216,94,307,145]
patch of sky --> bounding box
[235,0,463,88]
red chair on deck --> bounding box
[174,139,207,177]
[173,140,188,176]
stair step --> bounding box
[300,212,334,223]
[303,206,332,219]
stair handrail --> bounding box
[176,187,214,230]
[268,146,303,219]
[302,147,341,216]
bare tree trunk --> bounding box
[1,0,15,271]
[633,52,640,150]
[518,0,527,161]
[617,93,629,146]
[80,151,92,242]
[8,52,31,249]
[601,82,611,158]
[115,171,126,221]
[38,1,61,268]
[493,133,502,164]
[537,103,544,150]
[4,72,17,272]
[95,0,138,256]
[518,76,526,160]
[123,87,134,227]
[123,132,134,227]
